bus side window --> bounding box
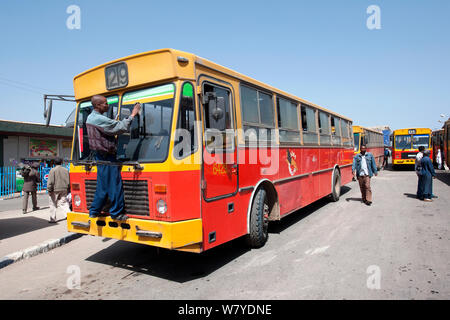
[301,104,318,144]
[203,83,233,151]
[174,82,197,159]
[331,116,341,145]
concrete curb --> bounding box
[0,232,84,270]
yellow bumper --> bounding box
[67,212,203,253]
[393,159,415,165]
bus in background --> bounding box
[431,129,444,168]
[444,119,450,169]
[353,125,384,169]
[391,128,432,169]
[63,48,355,253]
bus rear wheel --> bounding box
[331,169,341,202]
[245,188,269,248]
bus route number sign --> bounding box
[408,129,416,134]
[105,62,128,90]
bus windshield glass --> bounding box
[353,133,360,152]
[395,135,412,150]
[73,96,119,161]
[412,134,429,149]
[117,83,175,162]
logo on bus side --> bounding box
[286,149,298,176]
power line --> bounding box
[0,79,43,95]
[0,75,49,92]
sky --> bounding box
[0,0,449,131]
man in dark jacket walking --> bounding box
[21,162,41,214]
[352,145,378,206]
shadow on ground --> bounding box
[0,215,56,240]
[435,171,450,186]
[85,186,353,283]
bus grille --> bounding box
[401,152,418,159]
[85,179,150,216]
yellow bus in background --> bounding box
[353,125,384,168]
[391,128,432,169]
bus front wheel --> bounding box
[331,169,341,202]
[245,188,269,248]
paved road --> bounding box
[0,168,449,299]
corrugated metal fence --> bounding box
[0,166,56,199]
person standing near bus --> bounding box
[21,162,41,214]
[419,150,436,201]
[352,145,378,206]
[86,95,141,220]
[382,147,390,169]
[415,146,425,199]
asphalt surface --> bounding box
[0,167,449,300]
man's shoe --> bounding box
[22,209,27,214]
[32,207,40,211]
[432,195,438,199]
[49,220,57,224]
[424,198,433,202]
[367,201,372,206]
[111,214,128,221]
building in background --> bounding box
[0,119,73,167]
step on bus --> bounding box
[391,128,432,169]
[353,125,384,169]
[63,49,355,253]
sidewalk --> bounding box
[0,194,83,268]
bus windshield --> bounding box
[395,135,412,150]
[73,96,119,161]
[353,133,360,152]
[412,134,429,149]
[117,83,175,162]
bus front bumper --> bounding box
[393,159,415,165]
[67,212,203,253]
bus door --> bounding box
[200,80,238,200]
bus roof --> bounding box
[392,128,432,135]
[73,48,352,122]
[353,125,383,134]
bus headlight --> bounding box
[156,199,167,215]
[74,194,81,207]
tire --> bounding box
[245,188,269,248]
[331,169,341,202]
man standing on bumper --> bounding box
[86,95,141,220]
[352,145,378,206]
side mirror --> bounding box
[206,95,226,131]
[213,97,225,121]
[43,99,52,126]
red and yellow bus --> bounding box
[66,49,354,253]
[431,129,444,168]
[391,128,432,169]
[444,120,450,169]
[353,125,384,169]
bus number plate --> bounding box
[105,62,128,90]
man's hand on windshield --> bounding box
[131,103,141,118]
